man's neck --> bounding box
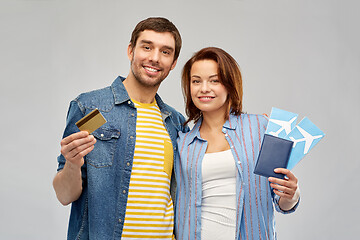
[123,75,159,104]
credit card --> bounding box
[75,108,106,134]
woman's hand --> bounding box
[268,168,300,211]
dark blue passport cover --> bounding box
[254,134,293,179]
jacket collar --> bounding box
[185,113,239,146]
[111,76,171,118]
[111,76,130,105]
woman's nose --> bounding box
[200,81,210,92]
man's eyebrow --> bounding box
[140,40,174,51]
[140,40,153,45]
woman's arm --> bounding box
[268,168,300,211]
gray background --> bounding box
[1,0,359,239]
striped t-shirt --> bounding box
[121,99,175,239]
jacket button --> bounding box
[130,136,134,139]
[127,162,130,166]
[100,133,104,137]
[128,101,131,104]
[131,113,135,117]
[118,219,122,223]
[123,190,126,194]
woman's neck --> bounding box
[201,111,227,133]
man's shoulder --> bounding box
[76,85,112,99]
[74,85,115,111]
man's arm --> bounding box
[53,131,96,206]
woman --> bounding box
[174,47,300,240]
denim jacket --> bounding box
[57,76,188,239]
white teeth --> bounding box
[144,67,158,72]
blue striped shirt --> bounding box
[174,114,298,240]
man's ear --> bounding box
[170,59,177,71]
[127,43,134,61]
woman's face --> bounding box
[190,59,229,116]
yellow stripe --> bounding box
[123,223,174,227]
[121,235,172,239]
[130,172,168,178]
[127,189,168,194]
[126,195,169,200]
[129,184,168,188]
[134,151,164,156]
[125,217,173,221]
[137,120,164,125]
[124,212,169,216]
[127,200,168,204]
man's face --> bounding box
[128,30,177,88]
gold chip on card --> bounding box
[75,108,107,134]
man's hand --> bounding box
[268,168,300,211]
[61,131,96,168]
[53,131,96,205]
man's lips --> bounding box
[143,65,161,73]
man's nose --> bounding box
[149,50,160,63]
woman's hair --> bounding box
[182,47,243,125]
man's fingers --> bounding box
[73,145,95,160]
[66,138,96,159]
[61,131,90,146]
[61,133,96,163]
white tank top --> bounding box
[201,149,237,240]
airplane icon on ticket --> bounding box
[265,108,298,138]
[268,116,297,137]
[289,125,323,155]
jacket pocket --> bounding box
[86,127,120,168]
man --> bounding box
[53,17,188,239]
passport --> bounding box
[254,134,293,179]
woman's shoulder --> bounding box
[235,113,268,125]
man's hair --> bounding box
[130,17,182,62]
[182,47,243,125]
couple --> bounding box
[53,17,300,240]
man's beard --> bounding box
[131,62,165,88]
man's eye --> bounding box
[162,50,170,55]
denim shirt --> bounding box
[57,76,188,240]
[174,114,299,240]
